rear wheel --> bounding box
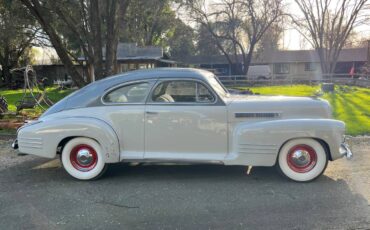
[277,138,328,182]
[61,137,107,180]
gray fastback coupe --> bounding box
[13,68,352,181]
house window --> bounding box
[274,63,290,74]
[305,63,316,71]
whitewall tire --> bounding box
[61,137,107,180]
[277,138,328,182]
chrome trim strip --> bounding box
[18,137,42,141]
[235,112,281,118]
[239,143,277,146]
[19,144,42,149]
[238,152,276,155]
[238,146,277,151]
[19,141,43,145]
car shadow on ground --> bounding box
[105,163,282,182]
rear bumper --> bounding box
[11,139,18,149]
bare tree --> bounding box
[182,0,283,74]
[292,0,368,74]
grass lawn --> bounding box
[245,84,370,136]
[0,87,73,114]
[1,84,369,136]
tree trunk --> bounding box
[2,66,12,86]
[316,48,330,75]
[90,0,104,80]
[105,0,119,76]
[242,41,256,75]
[20,0,86,87]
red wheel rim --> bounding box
[70,144,98,172]
[287,144,317,173]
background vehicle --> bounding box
[247,65,271,80]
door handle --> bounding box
[146,111,158,115]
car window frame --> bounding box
[146,78,218,105]
[101,79,156,105]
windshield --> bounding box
[207,75,229,98]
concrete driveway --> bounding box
[0,137,369,230]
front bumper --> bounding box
[340,142,353,159]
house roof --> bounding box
[176,55,234,65]
[261,50,319,63]
[78,43,169,62]
[116,43,163,60]
[176,47,368,65]
[337,48,367,62]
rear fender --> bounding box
[18,117,120,163]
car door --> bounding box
[102,80,156,160]
[144,79,228,161]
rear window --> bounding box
[103,82,150,103]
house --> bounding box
[261,48,368,79]
[176,47,369,78]
[110,43,176,72]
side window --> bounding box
[151,80,215,103]
[103,82,150,103]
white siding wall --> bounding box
[270,62,322,79]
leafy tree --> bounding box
[167,19,196,58]
[121,0,176,47]
[0,0,38,85]
[254,20,284,62]
[121,0,196,59]
[196,24,221,56]
[20,0,130,87]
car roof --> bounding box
[55,68,217,111]
[95,67,214,86]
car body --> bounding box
[13,68,352,181]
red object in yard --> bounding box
[349,64,355,77]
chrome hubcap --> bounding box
[290,150,311,166]
[76,149,94,166]
[287,144,317,173]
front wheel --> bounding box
[61,137,108,180]
[277,138,328,182]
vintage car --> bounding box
[12,68,352,181]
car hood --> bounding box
[224,94,332,122]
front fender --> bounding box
[224,119,345,166]
[17,117,120,163]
